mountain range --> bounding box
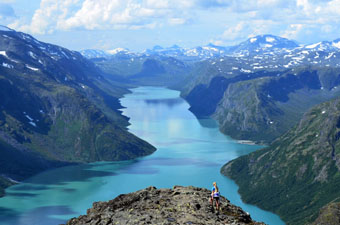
[2,25,340,225]
[179,36,340,143]
[84,34,340,143]
[81,34,340,62]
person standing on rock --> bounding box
[210,182,220,211]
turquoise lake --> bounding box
[0,86,285,225]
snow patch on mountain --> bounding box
[263,44,273,48]
[26,65,39,71]
[266,37,275,42]
[305,42,321,49]
[332,41,340,49]
[250,38,257,43]
[29,121,37,127]
[2,63,13,69]
[28,51,36,59]
[107,48,128,54]
[0,51,8,57]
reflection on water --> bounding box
[144,98,183,108]
[0,87,285,225]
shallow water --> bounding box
[0,86,285,225]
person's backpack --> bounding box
[213,191,220,197]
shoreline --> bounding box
[236,140,257,145]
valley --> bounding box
[1,24,340,225]
[0,87,283,225]
[82,34,340,224]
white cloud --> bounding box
[281,24,304,39]
[9,0,195,34]
[10,0,79,34]
[168,18,186,25]
[221,22,247,41]
[6,0,340,46]
[145,0,169,8]
[212,0,340,45]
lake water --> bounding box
[0,87,285,225]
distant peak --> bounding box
[238,34,298,50]
[106,48,128,54]
[152,45,163,50]
[247,34,284,43]
[170,44,181,49]
[207,43,221,47]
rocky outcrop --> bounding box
[310,202,340,225]
[65,186,265,225]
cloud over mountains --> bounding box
[2,0,340,48]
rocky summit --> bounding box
[65,186,265,225]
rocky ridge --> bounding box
[65,186,265,225]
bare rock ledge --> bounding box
[65,186,265,225]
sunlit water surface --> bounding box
[0,87,285,225]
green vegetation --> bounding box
[311,201,340,225]
[222,97,340,224]
[183,64,340,143]
[0,29,156,196]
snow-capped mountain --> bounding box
[142,44,229,59]
[143,45,184,57]
[229,34,299,56]
[106,48,130,55]
[80,34,340,68]
[81,44,230,61]
[182,44,229,59]
[304,39,340,52]
[80,48,136,59]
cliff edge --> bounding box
[65,186,265,225]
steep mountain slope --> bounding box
[222,97,340,224]
[213,67,340,142]
[65,186,265,225]
[181,34,340,142]
[0,27,155,196]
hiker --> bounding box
[210,181,220,211]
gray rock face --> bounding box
[65,186,265,225]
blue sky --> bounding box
[1,0,340,51]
